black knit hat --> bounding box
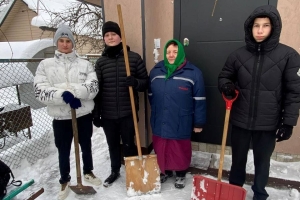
[102,21,121,38]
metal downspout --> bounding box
[100,0,105,22]
[141,0,149,150]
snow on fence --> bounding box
[0,59,52,169]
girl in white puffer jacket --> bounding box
[34,24,101,200]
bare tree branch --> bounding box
[42,1,104,53]
[0,0,11,8]
[1,0,104,54]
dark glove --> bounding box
[93,117,102,128]
[276,124,293,142]
[69,98,81,109]
[126,76,138,87]
[61,91,74,104]
[221,82,236,99]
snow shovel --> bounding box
[117,4,161,197]
[69,108,96,194]
[192,91,247,200]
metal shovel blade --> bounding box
[69,184,97,195]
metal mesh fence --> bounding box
[86,54,101,65]
[0,59,52,169]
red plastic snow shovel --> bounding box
[192,91,247,200]
[69,108,96,195]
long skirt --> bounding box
[152,135,192,174]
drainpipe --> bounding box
[141,0,149,150]
[101,0,105,22]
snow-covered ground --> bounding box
[3,126,299,200]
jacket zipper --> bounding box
[64,57,70,88]
[63,56,76,89]
[116,57,120,118]
[249,45,261,129]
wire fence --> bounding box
[0,59,53,169]
[0,56,101,169]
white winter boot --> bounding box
[84,172,102,186]
[58,182,70,200]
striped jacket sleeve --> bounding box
[193,68,206,128]
[33,60,66,106]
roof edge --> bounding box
[0,0,17,27]
[76,0,102,8]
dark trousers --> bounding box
[53,114,94,184]
[229,125,276,200]
[102,115,138,173]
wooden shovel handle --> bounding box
[217,109,230,181]
[117,4,143,158]
[217,90,239,181]
[71,108,83,185]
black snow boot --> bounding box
[160,170,173,183]
[103,171,120,187]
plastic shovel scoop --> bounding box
[191,91,247,200]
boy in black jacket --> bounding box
[93,21,148,187]
[218,5,300,200]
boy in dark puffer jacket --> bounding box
[218,5,300,200]
[93,21,148,187]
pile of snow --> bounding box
[26,0,77,27]
[0,0,14,22]
[0,39,53,59]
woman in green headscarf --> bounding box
[148,39,207,189]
